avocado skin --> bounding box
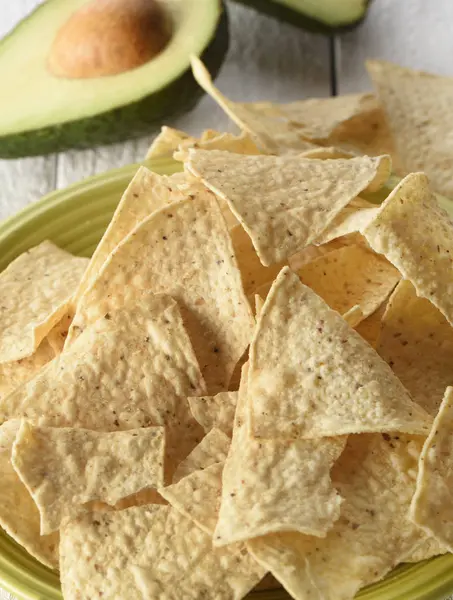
[0,5,229,158]
[231,0,372,34]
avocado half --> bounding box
[232,0,371,34]
[0,0,229,158]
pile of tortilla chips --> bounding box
[2,57,453,600]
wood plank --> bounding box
[57,3,331,187]
[0,1,57,221]
[337,0,453,94]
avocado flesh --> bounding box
[0,0,228,158]
[232,0,370,33]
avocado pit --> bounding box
[47,0,171,79]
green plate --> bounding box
[0,157,453,600]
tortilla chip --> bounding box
[69,192,255,392]
[354,303,387,348]
[46,312,73,354]
[0,241,88,363]
[377,280,453,416]
[410,387,453,551]
[188,392,237,437]
[367,59,453,196]
[187,150,391,266]
[363,172,453,327]
[0,339,54,401]
[173,428,230,483]
[230,224,286,295]
[297,245,400,323]
[73,167,193,302]
[191,57,397,160]
[254,294,265,317]
[343,305,364,328]
[249,268,431,439]
[214,364,345,546]
[174,130,261,162]
[315,205,378,245]
[146,126,196,158]
[12,422,165,534]
[1,295,204,480]
[300,147,356,160]
[160,462,223,535]
[403,536,448,562]
[0,420,58,568]
[247,433,428,600]
[60,505,265,600]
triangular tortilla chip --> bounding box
[342,305,364,328]
[146,126,196,158]
[60,505,265,600]
[0,420,58,568]
[297,245,400,323]
[367,59,453,196]
[172,428,230,483]
[69,192,255,392]
[188,392,237,437]
[187,149,391,266]
[0,339,54,401]
[403,536,448,562]
[160,462,223,536]
[12,422,165,534]
[0,295,204,480]
[213,364,345,546]
[191,57,398,160]
[354,302,387,348]
[249,268,431,439]
[0,241,88,363]
[377,280,453,416]
[315,204,378,244]
[410,387,453,551]
[247,433,429,600]
[174,130,261,162]
[363,172,453,327]
[73,167,191,302]
[230,224,286,295]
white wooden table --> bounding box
[1,1,453,599]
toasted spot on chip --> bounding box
[1,294,204,481]
[0,420,58,568]
[248,433,429,600]
[297,245,400,324]
[69,192,255,392]
[188,392,237,437]
[410,387,453,551]
[12,422,165,534]
[367,59,453,197]
[213,364,345,546]
[172,428,230,483]
[187,149,391,266]
[0,241,88,363]
[363,172,453,327]
[249,268,431,439]
[377,280,453,416]
[60,505,265,600]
